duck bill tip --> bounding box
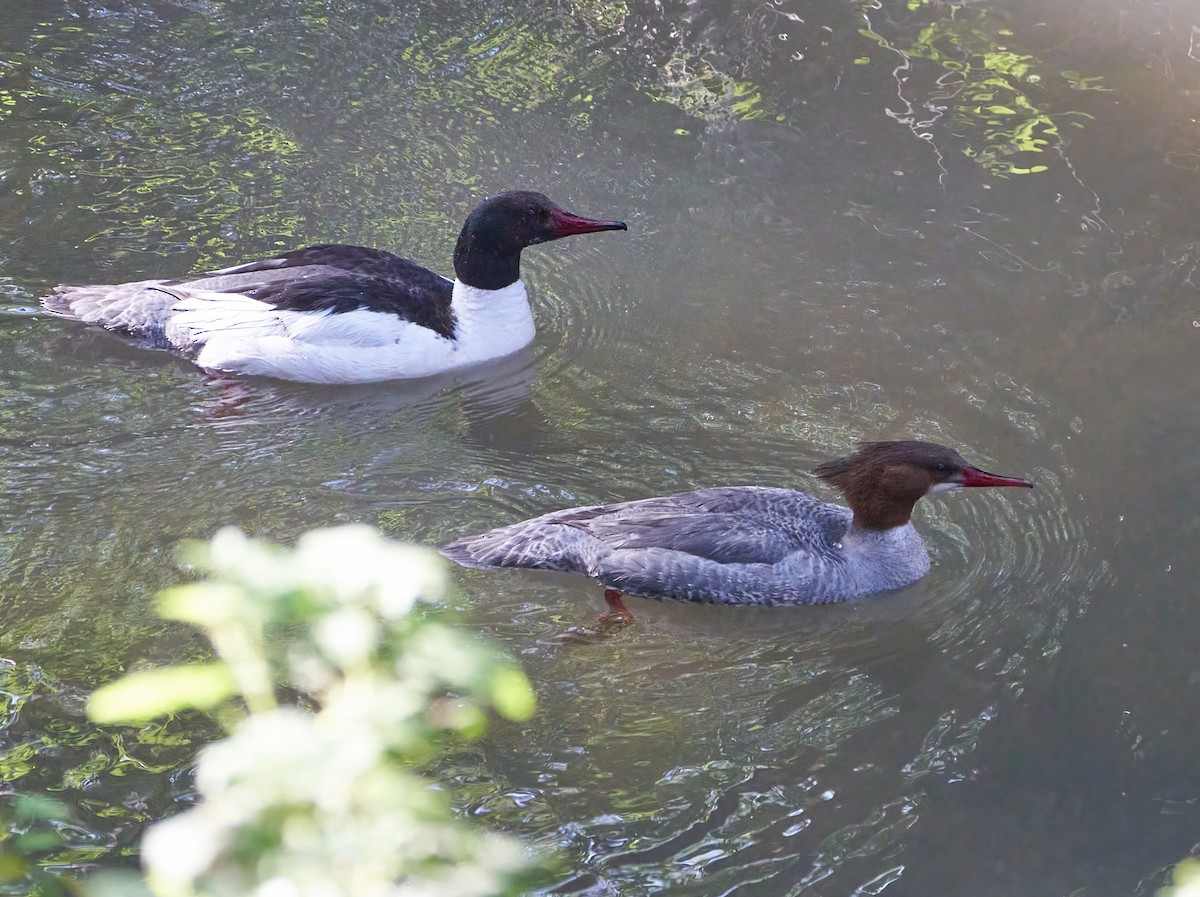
[551,209,628,236]
[961,466,1035,489]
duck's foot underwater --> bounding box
[550,589,636,643]
[198,366,254,417]
[598,588,635,629]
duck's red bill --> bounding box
[551,209,628,236]
[961,466,1034,488]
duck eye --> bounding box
[934,462,948,473]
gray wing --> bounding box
[555,488,844,565]
[441,486,850,576]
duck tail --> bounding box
[440,528,539,570]
[440,520,593,576]
[41,282,182,348]
[41,285,94,320]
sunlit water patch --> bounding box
[0,660,211,876]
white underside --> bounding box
[164,280,535,384]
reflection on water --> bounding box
[2,1,1199,895]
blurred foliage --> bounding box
[85,526,539,897]
[1160,860,1200,897]
[0,655,219,895]
[0,794,79,897]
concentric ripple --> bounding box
[2,261,1102,896]
[426,342,1100,896]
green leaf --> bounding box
[88,663,238,723]
[490,667,536,722]
[156,582,246,626]
[14,831,64,853]
[13,794,70,822]
[0,854,29,883]
[84,870,158,897]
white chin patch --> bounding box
[928,481,962,494]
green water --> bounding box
[1,1,1198,894]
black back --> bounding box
[174,244,457,339]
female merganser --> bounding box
[442,441,1033,617]
[41,191,627,383]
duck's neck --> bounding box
[838,519,931,594]
[453,231,522,290]
[842,486,921,532]
[449,280,535,359]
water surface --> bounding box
[1,1,1198,894]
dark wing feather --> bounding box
[173,244,457,338]
[178,244,425,279]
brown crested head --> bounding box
[813,440,1033,530]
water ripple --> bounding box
[0,2,1123,892]
[429,343,1097,896]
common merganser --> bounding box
[442,441,1033,617]
[41,191,627,383]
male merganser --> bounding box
[442,441,1033,618]
[41,191,627,383]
